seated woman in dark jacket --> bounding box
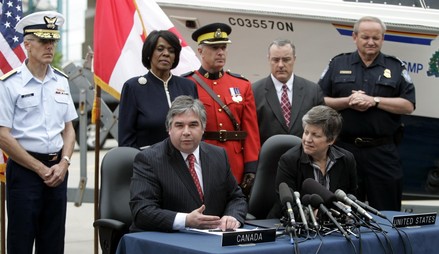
[269,105,357,218]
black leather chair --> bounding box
[248,134,301,219]
[93,146,140,254]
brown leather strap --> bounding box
[203,130,247,142]
[191,74,241,131]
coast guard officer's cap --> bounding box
[15,11,65,40]
[192,23,232,45]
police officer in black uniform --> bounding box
[318,16,415,211]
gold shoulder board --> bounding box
[53,67,69,79]
[0,69,18,81]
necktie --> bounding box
[281,84,291,127]
[187,154,204,201]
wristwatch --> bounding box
[63,156,71,166]
[374,97,380,108]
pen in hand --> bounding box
[208,228,236,232]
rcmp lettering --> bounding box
[403,61,424,74]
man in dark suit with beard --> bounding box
[253,39,324,144]
[130,95,247,232]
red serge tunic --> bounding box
[185,69,260,183]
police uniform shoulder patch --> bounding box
[53,67,69,79]
[402,69,413,84]
[226,70,248,81]
[0,69,18,81]
[319,53,349,79]
[180,70,195,77]
[382,54,413,83]
[320,65,329,80]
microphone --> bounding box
[332,201,354,218]
[347,194,387,219]
[294,191,309,232]
[310,194,350,240]
[279,182,296,227]
[302,194,319,229]
[335,189,374,221]
[302,178,353,218]
[302,178,335,206]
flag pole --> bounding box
[1,182,5,254]
[0,152,7,254]
[92,83,101,254]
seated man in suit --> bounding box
[130,95,247,232]
[253,39,324,145]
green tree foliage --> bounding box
[52,51,63,70]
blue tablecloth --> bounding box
[116,211,439,254]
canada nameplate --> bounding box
[392,212,437,227]
[222,228,276,246]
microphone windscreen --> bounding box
[309,194,324,209]
[279,182,294,205]
[335,189,347,201]
[302,178,336,205]
[302,194,311,206]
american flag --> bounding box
[1,0,23,182]
[0,0,26,76]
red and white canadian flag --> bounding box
[93,0,200,99]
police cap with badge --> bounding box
[15,11,65,40]
[192,23,232,45]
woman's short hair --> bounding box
[302,105,342,142]
[142,30,182,70]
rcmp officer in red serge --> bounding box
[0,11,77,254]
[183,23,260,197]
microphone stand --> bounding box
[281,216,301,254]
[306,205,324,254]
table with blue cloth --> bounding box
[116,211,439,254]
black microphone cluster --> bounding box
[278,178,389,241]
[279,182,297,230]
